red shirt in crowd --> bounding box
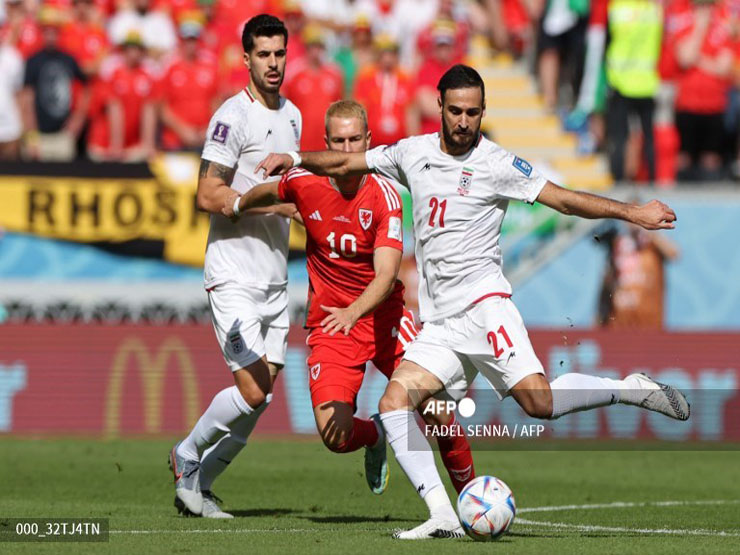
[674,5,734,114]
[416,57,454,134]
[283,63,343,151]
[159,53,219,149]
[354,66,415,147]
[88,64,158,151]
[277,168,405,330]
[59,21,108,74]
[0,17,42,59]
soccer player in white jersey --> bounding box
[168,14,302,519]
[257,64,691,539]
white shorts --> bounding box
[208,282,289,371]
[403,295,544,400]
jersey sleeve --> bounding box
[365,140,408,187]
[277,167,308,203]
[489,148,548,204]
[372,176,404,251]
[201,99,247,168]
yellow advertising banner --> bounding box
[0,154,306,266]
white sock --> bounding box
[550,373,622,419]
[177,386,254,460]
[380,410,456,521]
[199,394,272,490]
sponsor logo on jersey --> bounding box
[359,209,373,230]
[212,121,230,144]
[228,331,244,354]
[310,363,321,380]
[388,216,402,241]
[290,119,300,144]
[513,156,533,177]
[308,210,322,221]
[458,166,474,196]
[333,215,351,223]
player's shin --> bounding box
[380,409,457,521]
[178,386,256,461]
[549,373,622,419]
[199,393,272,489]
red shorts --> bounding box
[307,307,418,410]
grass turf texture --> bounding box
[2,437,739,554]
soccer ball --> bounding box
[457,475,516,541]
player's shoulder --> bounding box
[477,134,514,166]
[367,173,403,212]
[212,90,252,123]
[282,167,325,191]
[279,96,302,118]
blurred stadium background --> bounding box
[0,0,739,443]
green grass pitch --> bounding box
[2,437,739,554]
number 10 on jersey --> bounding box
[327,232,357,258]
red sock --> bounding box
[436,414,476,493]
[336,417,379,453]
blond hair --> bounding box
[324,100,368,135]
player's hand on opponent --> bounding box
[271,203,302,222]
[320,305,360,336]
[255,153,294,179]
[631,200,677,230]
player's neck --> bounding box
[440,131,480,157]
[248,84,280,110]
[330,175,364,196]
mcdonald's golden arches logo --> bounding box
[104,336,200,438]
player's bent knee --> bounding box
[519,392,553,419]
[379,380,410,413]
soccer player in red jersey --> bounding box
[230,100,475,495]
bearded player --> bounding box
[169,15,302,518]
[257,64,689,539]
[234,100,476,495]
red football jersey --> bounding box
[278,169,405,329]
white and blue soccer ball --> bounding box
[457,475,516,541]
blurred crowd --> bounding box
[1,0,739,183]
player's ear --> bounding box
[437,95,443,111]
[366,130,371,149]
[243,52,251,70]
[324,134,329,149]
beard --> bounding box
[441,117,478,153]
[252,69,284,94]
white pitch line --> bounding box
[516,499,740,537]
[518,499,740,514]
[516,518,740,537]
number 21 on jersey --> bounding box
[428,197,447,228]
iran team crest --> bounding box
[359,209,373,230]
[228,331,244,354]
[458,166,474,196]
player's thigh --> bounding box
[208,284,267,372]
[307,336,367,413]
[463,296,545,400]
[399,320,469,404]
[261,287,290,370]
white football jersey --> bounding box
[365,133,547,322]
[201,88,302,289]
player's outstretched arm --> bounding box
[320,246,402,336]
[535,181,677,230]
[256,150,370,180]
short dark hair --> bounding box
[241,14,288,53]
[437,64,485,104]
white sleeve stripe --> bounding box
[285,169,312,181]
[377,178,401,211]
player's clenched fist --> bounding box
[256,153,294,179]
[632,200,677,230]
